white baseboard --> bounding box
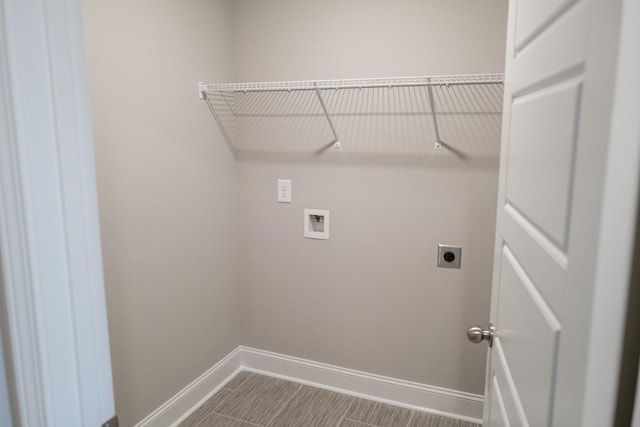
[240,346,483,423]
[134,347,243,427]
[135,346,484,426]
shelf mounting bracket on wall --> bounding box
[426,83,442,150]
[314,86,342,149]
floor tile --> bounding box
[180,372,479,427]
[408,411,480,427]
[406,411,439,427]
[269,385,354,427]
[179,388,234,426]
[338,420,373,427]
[224,371,254,390]
[215,373,301,425]
[185,412,258,427]
[344,398,412,427]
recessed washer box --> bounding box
[438,244,462,269]
[304,209,329,240]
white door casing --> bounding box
[0,0,116,426]
[485,0,640,426]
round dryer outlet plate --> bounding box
[437,244,462,269]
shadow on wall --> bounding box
[203,83,503,168]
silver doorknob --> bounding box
[466,324,495,347]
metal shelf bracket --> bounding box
[426,84,442,150]
[314,86,342,149]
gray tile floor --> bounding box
[178,371,480,427]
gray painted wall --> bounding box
[83,1,239,425]
[234,0,508,395]
[232,0,508,82]
[83,0,508,422]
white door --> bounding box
[481,0,640,425]
[0,0,116,426]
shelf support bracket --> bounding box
[426,84,443,149]
[314,86,342,149]
[201,91,236,155]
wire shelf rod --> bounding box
[199,73,504,95]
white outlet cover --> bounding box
[277,179,292,203]
[304,209,329,240]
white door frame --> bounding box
[0,0,116,426]
[582,0,640,422]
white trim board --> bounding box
[240,347,483,423]
[135,346,483,427]
[0,0,116,425]
[134,348,243,427]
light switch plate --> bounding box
[277,179,292,203]
[438,244,462,269]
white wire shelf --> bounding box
[199,73,504,157]
[199,73,504,94]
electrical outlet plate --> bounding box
[277,179,292,203]
[438,244,462,269]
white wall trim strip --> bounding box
[240,346,483,423]
[135,346,483,427]
[134,348,243,427]
[0,0,116,425]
